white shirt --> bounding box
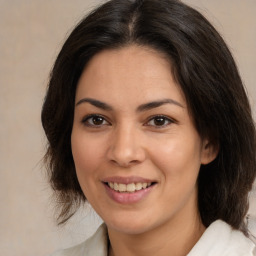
[51,220,256,256]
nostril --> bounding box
[109,158,140,167]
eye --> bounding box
[146,115,174,128]
[82,114,110,127]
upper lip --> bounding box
[102,176,156,184]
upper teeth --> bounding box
[108,182,152,193]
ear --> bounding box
[201,140,219,165]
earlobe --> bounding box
[201,140,219,165]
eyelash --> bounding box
[81,114,175,128]
[145,115,175,128]
[81,114,110,127]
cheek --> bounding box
[71,132,109,205]
[148,134,202,180]
[71,133,104,182]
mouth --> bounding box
[104,182,156,193]
[102,177,157,204]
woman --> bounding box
[41,0,256,255]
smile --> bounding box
[107,182,152,193]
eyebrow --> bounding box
[76,98,113,111]
[76,97,184,111]
[136,99,184,112]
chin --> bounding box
[108,221,152,235]
[104,212,160,235]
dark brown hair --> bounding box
[41,0,256,230]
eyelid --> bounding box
[80,114,176,129]
[81,114,111,127]
[144,115,176,128]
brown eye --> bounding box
[91,116,104,125]
[147,115,173,128]
[82,115,110,127]
[153,117,166,126]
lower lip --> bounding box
[104,183,155,204]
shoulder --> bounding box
[49,223,108,256]
[188,220,256,256]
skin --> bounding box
[71,45,217,256]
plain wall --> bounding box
[0,1,255,255]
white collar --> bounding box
[188,220,255,255]
[52,220,255,256]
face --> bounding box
[71,45,215,235]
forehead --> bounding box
[76,45,185,107]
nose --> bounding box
[107,124,146,167]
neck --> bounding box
[108,210,205,256]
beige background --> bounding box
[0,1,255,255]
